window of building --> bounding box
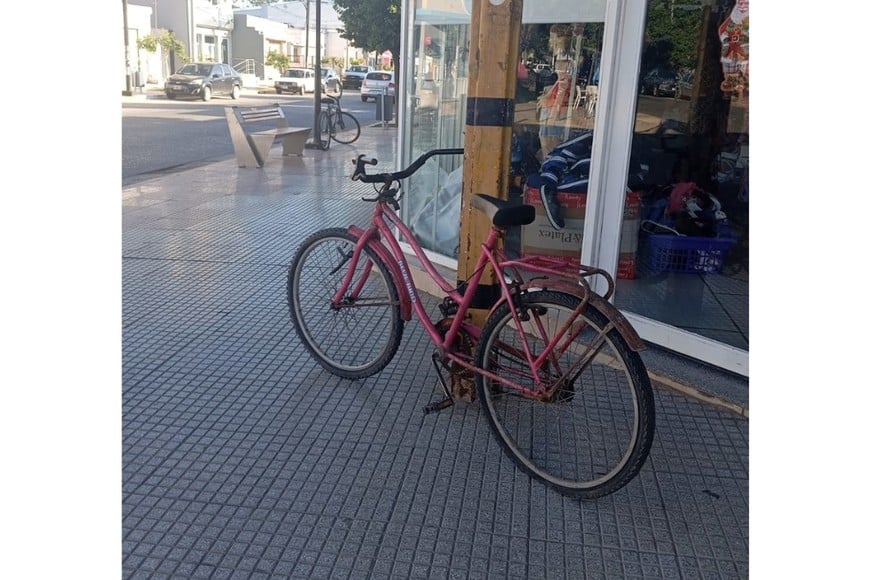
[404,1,607,260]
[204,34,217,62]
[613,0,749,350]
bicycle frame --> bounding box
[332,194,640,399]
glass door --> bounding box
[610,0,749,374]
[401,0,610,264]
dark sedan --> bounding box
[640,67,680,97]
[165,63,242,101]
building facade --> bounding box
[124,0,367,86]
[231,13,301,80]
[126,0,235,82]
[122,2,157,90]
[397,0,749,375]
[233,0,369,72]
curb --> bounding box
[649,372,748,418]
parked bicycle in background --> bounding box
[316,95,361,150]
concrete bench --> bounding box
[225,104,310,168]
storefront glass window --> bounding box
[614,0,749,350]
[404,1,606,260]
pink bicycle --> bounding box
[287,149,654,499]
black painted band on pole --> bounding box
[465,97,515,127]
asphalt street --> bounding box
[122,88,379,184]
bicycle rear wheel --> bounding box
[475,290,654,499]
[330,111,361,144]
[287,228,405,379]
[317,110,331,150]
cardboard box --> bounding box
[521,187,641,279]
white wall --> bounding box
[124,3,163,89]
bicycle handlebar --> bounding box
[351,148,464,184]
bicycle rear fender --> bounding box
[347,226,413,321]
[499,280,645,352]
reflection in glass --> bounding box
[405,4,607,260]
[615,0,749,350]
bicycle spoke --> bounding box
[288,229,404,378]
[475,290,654,498]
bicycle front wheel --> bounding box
[330,111,361,144]
[317,110,331,150]
[287,228,405,379]
[475,290,655,499]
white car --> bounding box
[360,71,395,102]
[275,68,316,95]
[275,67,342,96]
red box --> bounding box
[521,187,641,279]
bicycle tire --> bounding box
[330,111,361,144]
[287,228,405,379]
[475,290,655,499]
[317,110,331,150]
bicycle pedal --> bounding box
[422,398,454,415]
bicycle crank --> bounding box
[422,318,476,414]
[423,352,454,415]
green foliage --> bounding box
[332,0,401,59]
[137,35,160,53]
[520,24,551,62]
[266,50,291,71]
[321,56,344,73]
[643,0,703,71]
[137,30,188,63]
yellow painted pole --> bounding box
[458,0,523,327]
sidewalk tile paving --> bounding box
[122,126,748,579]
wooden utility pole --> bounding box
[457,0,523,325]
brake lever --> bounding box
[387,194,400,211]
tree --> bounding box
[322,56,344,75]
[137,29,187,78]
[331,0,401,60]
[240,0,401,59]
[266,50,291,71]
[643,0,702,71]
[332,0,401,119]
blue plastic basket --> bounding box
[642,233,736,274]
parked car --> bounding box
[342,65,370,90]
[320,67,343,95]
[275,67,316,95]
[360,71,395,102]
[165,62,242,101]
[533,67,558,93]
[674,71,694,99]
[640,67,680,97]
[275,67,342,96]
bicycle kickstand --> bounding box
[422,353,455,415]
